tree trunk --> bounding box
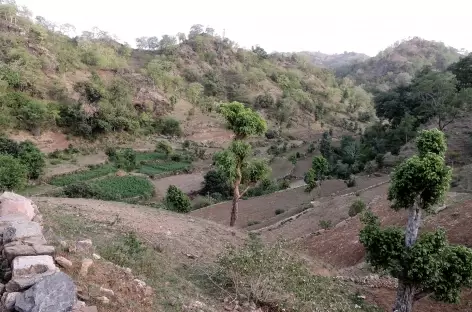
[392,281,415,312]
[393,203,422,311]
[230,177,241,227]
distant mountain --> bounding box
[298,51,370,69]
[334,37,462,92]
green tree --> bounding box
[155,140,173,158]
[359,129,472,312]
[319,131,332,160]
[0,154,27,191]
[449,53,472,90]
[304,155,329,192]
[165,185,191,213]
[214,102,269,226]
[17,141,45,180]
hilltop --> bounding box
[334,37,462,92]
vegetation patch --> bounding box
[138,161,190,177]
[49,164,117,186]
[91,175,154,201]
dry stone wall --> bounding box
[0,192,95,312]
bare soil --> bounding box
[152,173,205,198]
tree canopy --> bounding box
[218,102,267,140]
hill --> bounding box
[298,51,370,69]
[335,37,462,92]
[0,6,375,145]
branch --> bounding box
[414,289,433,302]
[238,185,251,199]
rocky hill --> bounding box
[334,37,462,92]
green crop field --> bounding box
[91,176,154,201]
[49,164,117,186]
[138,162,190,176]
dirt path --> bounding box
[35,197,245,261]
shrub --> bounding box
[155,140,173,157]
[192,196,213,210]
[159,117,182,136]
[344,175,356,188]
[0,155,28,191]
[112,148,137,172]
[63,182,98,199]
[319,220,332,230]
[275,209,285,215]
[170,153,182,162]
[247,220,260,226]
[165,185,191,213]
[17,141,46,180]
[254,93,275,109]
[265,129,278,139]
[349,199,366,217]
[200,170,232,199]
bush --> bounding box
[0,155,28,191]
[275,209,285,215]
[63,182,99,199]
[17,141,45,180]
[265,129,278,139]
[170,153,182,162]
[165,185,191,213]
[319,220,332,230]
[344,175,356,188]
[254,93,275,109]
[349,199,366,217]
[112,148,137,172]
[247,220,260,226]
[155,140,173,157]
[200,170,232,199]
[159,117,182,136]
[192,196,213,210]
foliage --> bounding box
[344,175,357,188]
[0,154,27,191]
[137,161,190,177]
[359,129,472,309]
[348,199,366,217]
[49,164,117,186]
[165,185,191,213]
[275,209,285,215]
[109,148,137,172]
[218,102,267,139]
[155,140,173,157]
[17,140,46,180]
[199,170,232,199]
[319,220,333,230]
[63,182,99,199]
[157,117,182,136]
[91,176,154,201]
[304,155,329,192]
[449,53,472,90]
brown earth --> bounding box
[152,173,205,198]
[190,174,389,228]
[9,130,71,153]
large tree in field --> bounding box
[360,129,472,312]
[214,102,270,226]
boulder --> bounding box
[3,221,43,244]
[55,257,73,270]
[76,239,93,252]
[2,291,20,310]
[0,192,37,221]
[6,256,59,292]
[79,259,93,277]
[4,244,55,262]
[15,272,76,312]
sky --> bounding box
[16,0,471,56]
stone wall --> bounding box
[0,192,95,312]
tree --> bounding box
[304,155,329,192]
[165,185,191,213]
[176,32,186,43]
[189,24,204,39]
[135,37,149,50]
[214,102,269,226]
[359,129,472,312]
[17,140,45,180]
[155,140,173,157]
[449,53,472,90]
[0,154,27,191]
[319,131,332,160]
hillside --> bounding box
[335,37,462,92]
[0,6,376,146]
[298,51,370,69]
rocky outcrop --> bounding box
[0,192,95,312]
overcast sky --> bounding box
[16,0,471,56]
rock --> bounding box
[59,241,68,249]
[99,287,114,297]
[0,283,4,295]
[79,258,93,277]
[3,221,43,244]
[72,300,85,312]
[92,253,101,260]
[6,255,59,292]
[55,257,73,269]
[76,239,93,252]
[134,279,146,288]
[96,296,110,305]
[15,272,76,312]
[2,291,20,310]
[124,268,132,274]
[0,192,36,221]
[4,244,55,262]
[81,307,98,312]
